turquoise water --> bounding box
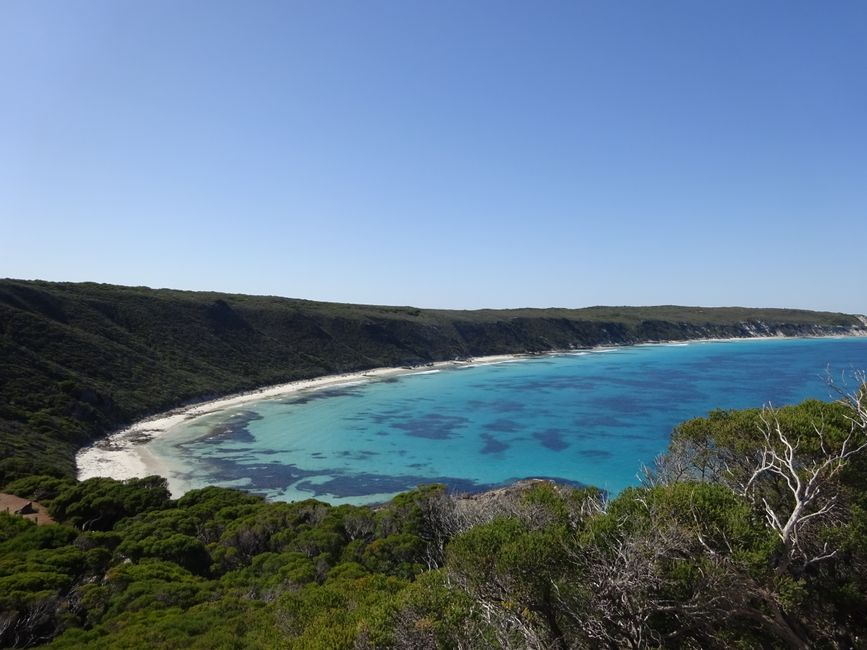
[150,337,867,504]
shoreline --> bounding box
[75,353,524,488]
[75,332,866,492]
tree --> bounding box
[49,476,171,531]
[644,378,867,647]
[740,403,867,572]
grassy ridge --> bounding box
[0,278,863,482]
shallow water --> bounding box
[148,337,867,504]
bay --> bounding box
[148,337,867,504]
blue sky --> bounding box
[2,1,865,312]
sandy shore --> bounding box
[75,354,524,488]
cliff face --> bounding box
[439,317,865,356]
[1,279,865,482]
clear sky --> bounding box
[2,2,865,313]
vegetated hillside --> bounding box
[1,278,864,482]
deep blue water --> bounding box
[149,337,867,504]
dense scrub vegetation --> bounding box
[1,278,863,483]
[2,392,867,648]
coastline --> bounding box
[75,353,523,488]
[75,332,866,492]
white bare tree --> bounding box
[740,380,867,570]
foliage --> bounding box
[49,476,171,531]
